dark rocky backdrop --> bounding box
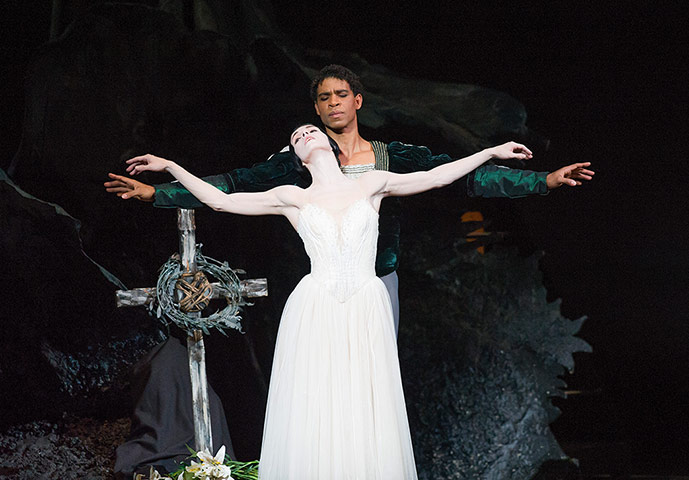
[1,0,686,477]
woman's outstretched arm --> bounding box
[366,142,533,198]
[125,154,301,216]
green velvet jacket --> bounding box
[153,141,548,276]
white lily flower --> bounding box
[213,445,227,465]
[201,464,215,476]
[196,445,226,465]
[148,466,173,480]
[211,464,234,479]
[183,445,233,479]
[186,460,202,473]
[196,448,215,464]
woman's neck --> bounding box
[304,151,347,187]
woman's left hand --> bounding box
[491,142,533,161]
[125,154,171,175]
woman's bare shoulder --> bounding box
[357,170,391,195]
[271,184,308,206]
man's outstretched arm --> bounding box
[386,141,593,198]
[105,151,307,209]
[470,161,594,197]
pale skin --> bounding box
[104,76,594,201]
[125,125,533,229]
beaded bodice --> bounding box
[297,199,379,302]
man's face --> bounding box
[313,77,362,132]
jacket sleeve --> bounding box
[467,164,548,198]
[152,151,309,209]
[386,141,548,199]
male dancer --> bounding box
[107,64,592,326]
[106,64,593,476]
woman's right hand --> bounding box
[125,154,171,175]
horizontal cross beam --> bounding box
[115,279,268,308]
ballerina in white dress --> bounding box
[126,124,532,480]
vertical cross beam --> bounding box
[178,208,212,453]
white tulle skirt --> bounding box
[258,274,417,480]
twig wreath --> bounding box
[153,246,245,335]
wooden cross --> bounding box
[116,208,267,453]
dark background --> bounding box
[2,1,687,474]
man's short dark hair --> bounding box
[309,64,364,102]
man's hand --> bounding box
[104,173,156,201]
[546,162,595,189]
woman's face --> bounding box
[290,124,330,162]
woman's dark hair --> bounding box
[288,125,341,172]
[309,64,364,102]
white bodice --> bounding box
[297,199,379,302]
